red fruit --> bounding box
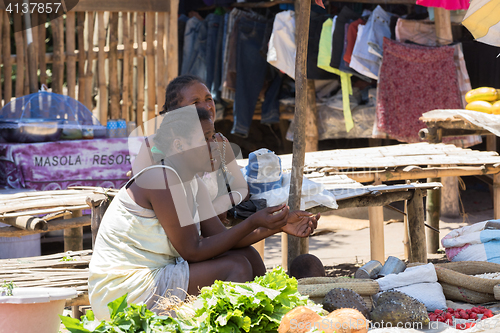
[469,312,478,320]
[429,314,437,321]
[466,309,472,314]
[444,313,453,320]
[459,311,467,318]
[439,316,446,322]
[435,309,444,315]
[462,313,469,320]
[447,307,454,312]
[471,307,479,313]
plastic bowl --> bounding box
[0,287,78,333]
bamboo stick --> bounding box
[51,15,64,94]
[136,12,145,128]
[2,216,47,231]
[38,13,47,86]
[121,12,130,120]
[156,12,166,113]
[30,13,39,91]
[109,12,119,119]
[0,194,92,214]
[166,0,178,82]
[127,13,134,121]
[77,12,86,103]
[23,19,30,95]
[13,14,25,97]
[2,11,11,104]
[0,189,95,200]
[66,11,76,99]
[0,205,89,219]
[145,12,155,120]
[97,11,107,123]
[0,215,91,237]
[85,12,95,111]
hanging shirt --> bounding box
[267,10,296,79]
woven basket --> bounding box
[494,285,500,300]
[298,277,367,285]
[434,265,500,294]
[440,282,497,304]
[297,280,379,298]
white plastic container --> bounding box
[0,287,78,333]
[0,222,41,259]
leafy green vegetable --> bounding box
[1,280,16,296]
[60,267,321,333]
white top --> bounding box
[267,10,296,79]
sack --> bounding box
[442,220,500,263]
[244,148,282,196]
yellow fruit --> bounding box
[492,101,500,115]
[466,100,493,113]
[465,87,498,103]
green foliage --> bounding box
[60,256,77,262]
[60,268,321,333]
[1,280,16,296]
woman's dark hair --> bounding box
[161,75,205,114]
[152,106,212,163]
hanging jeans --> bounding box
[205,14,223,97]
[232,16,281,138]
[181,17,208,82]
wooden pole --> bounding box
[64,210,83,252]
[66,11,76,99]
[52,15,64,94]
[156,12,166,114]
[434,7,453,45]
[145,12,156,121]
[286,0,310,271]
[77,12,86,103]
[24,11,38,93]
[403,199,409,259]
[1,216,47,231]
[128,14,135,122]
[86,195,109,248]
[305,80,318,152]
[38,13,47,86]
[426,128,441,254]
[97,12,108,123]
[85,12,95,112]
[121,12,131,120]
[13,14,25,97]
[166,0,179,83]
[494,173,500,220]
[2,11,11,105]
[368,206,385,263]
[136,12,145,128]
[0,215,90,237]
[440,175,459,217]
[109,12,120,119]
[407,189,428,263]
[0,11,3,107]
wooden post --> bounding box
[121,12,131,120]
[426,128,442,254]
[407,189,427,263]
[13,14,25,97]
[434,7,453,45]
[0,12,3,107]
[136,12,145,128]
[64,210,83,252]
[77,12,86,103]
[305,80,318,152]
[24,11,38,94]
[2,11,11,105]
[403,200,409,259]
[109,13,120,119]
[66,11,76,99]
[85,12,95,112]
[97,12,108,123]
[440,175,459,217]
[146,12,156,121]
[52,15,64,94]
[166,0,179,83]
[253,239,265,261]
[494,173,500,220]
[156,12,166,114]
[368,206,385,263]
[38,13,47,86]
[286,0,310,271]
[87,195,110,248]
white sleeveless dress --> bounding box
[88,165,200,320]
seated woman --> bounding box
[132,75,248,223]
[89,106,319,320]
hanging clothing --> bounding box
[317,18,354,132]
[416,0,469,11]
[343,18,365,64]
[205,13,224,101]
[395,18,439,46]
[376,38,461,143]
[89,165,201,321]
[221,9,242,102]
[330,6,360,69]
[462,40,500,89]
[181,16,203,76]
[267,10,296,79]
[350,6,392,80]
[308,11,338,80]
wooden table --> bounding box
[240,142,500,261]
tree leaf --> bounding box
[107,293,128,319]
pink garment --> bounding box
[416,0,469,10]
[376,38,462,143]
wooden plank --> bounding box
[64,210,83,252]
[127,13,135,122]
[71,0,171,12]
[23,18,29,95]
[85,12,95,111]
[494,173,500,220]
[407,189,427,263]
[0,215,91,237]
[38,13,47,86]
[166,0,178,83]
[77,12,86,102]
[145,12,156,121]
[25,14,38,93]
[65,11,77,98]
[52,15,65,94]
[426,177,441,254]
[13,14,25,97]
[109,12,120,119]
[136,12,145,128]
[97,12,107,123]
[1,215,47,231]
[287,0,310,271]
[156,12,166,115]
[2,11,11,104]
[0,194,93,214]
[121,12,131,120]
[31,13,39,91]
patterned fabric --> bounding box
[376,38,461,143]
